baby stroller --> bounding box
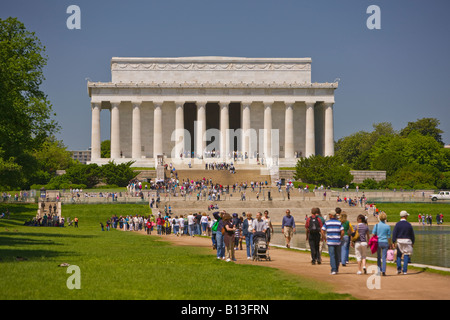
[252,231,271,261]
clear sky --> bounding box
[1,0,450,150]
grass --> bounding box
[0,203,352,300]
[373,202,450,223]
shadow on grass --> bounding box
[0,248,72,263]
[0,231,90,263]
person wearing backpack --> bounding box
[305,207,323,265]
[212,211,225,259]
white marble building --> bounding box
[87,56,338,167]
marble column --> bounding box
[219,101,229,159]
[324,103,335,156]
[153,102,163,158]
[263,102,273,159]
[284,102,294,159]
[196,101,207,158]
[110,102,121,159]
[305,102,315,157]
[174,101,184,159]
[241,102,251,158]
[131,102,141,159]
[91,103,101,160]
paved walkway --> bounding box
[143,232,450,300]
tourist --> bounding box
[281,209,296,248]
[252,212,267,234]
[215,211,226,260]
[178,215,185,235]
[436,213,441,225]
[173,216,180,236]
[223,213,237,262]
[321,210,344,275]
[232,213,241,250]
[392,211,415,275]
[201,212,209,235]
[305,207,323,265]
[146,218,153,235]
[187,212,196,237]
[316,210,326,259]
[263,210,273,246]
[211,212,219,249]
[371,212,391,276]
[242,212,254,259]
[195,212,202,235]
[156,214,164,235]
[339,212,352,266]
[238,216,244,250]
[353,214,370,275]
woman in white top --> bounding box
[263,210,273,245]
[201,213,209,235]
[178,215,185,236]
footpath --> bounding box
[144,232,449,300]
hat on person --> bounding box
[232,213,238,218]
[400,210,409,217]
[328,210,337,216]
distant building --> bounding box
[70,149,91,164]
[445,144,450,149]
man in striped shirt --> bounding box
[321,210,344,275]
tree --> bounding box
[400,118,444,145]
[64,163,102,189]
[294,155,353,187]
[0,17,58,188]
[101,161,137,187]
[335,122,397,170]
[369,135,408,176]
[101,140,111,158]
[388,163,440,190]
[33,136,76,173]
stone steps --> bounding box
[167,169,272,185]
[151,198,371,224]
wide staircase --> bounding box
[153,195,371,225]
[170,169,272,185]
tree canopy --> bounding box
[334,118,449,189]
[0,17,59,189]
[294,155,353,187]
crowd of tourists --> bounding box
[24,214,79,227]
[307,207,416,276]
[208,206,417,276]
[418,213,444,225]
[204,161,236,173]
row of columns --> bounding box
[90,101,334,161]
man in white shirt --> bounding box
[187,213,195,237]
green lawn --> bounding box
[374,202,450,223]
[0,203,352,300]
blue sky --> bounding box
[1,0,450,149]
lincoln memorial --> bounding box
[87,56,338,168]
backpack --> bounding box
[309,216,320,233]
[212,219,220,232]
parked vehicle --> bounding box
[430,191,450,201]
